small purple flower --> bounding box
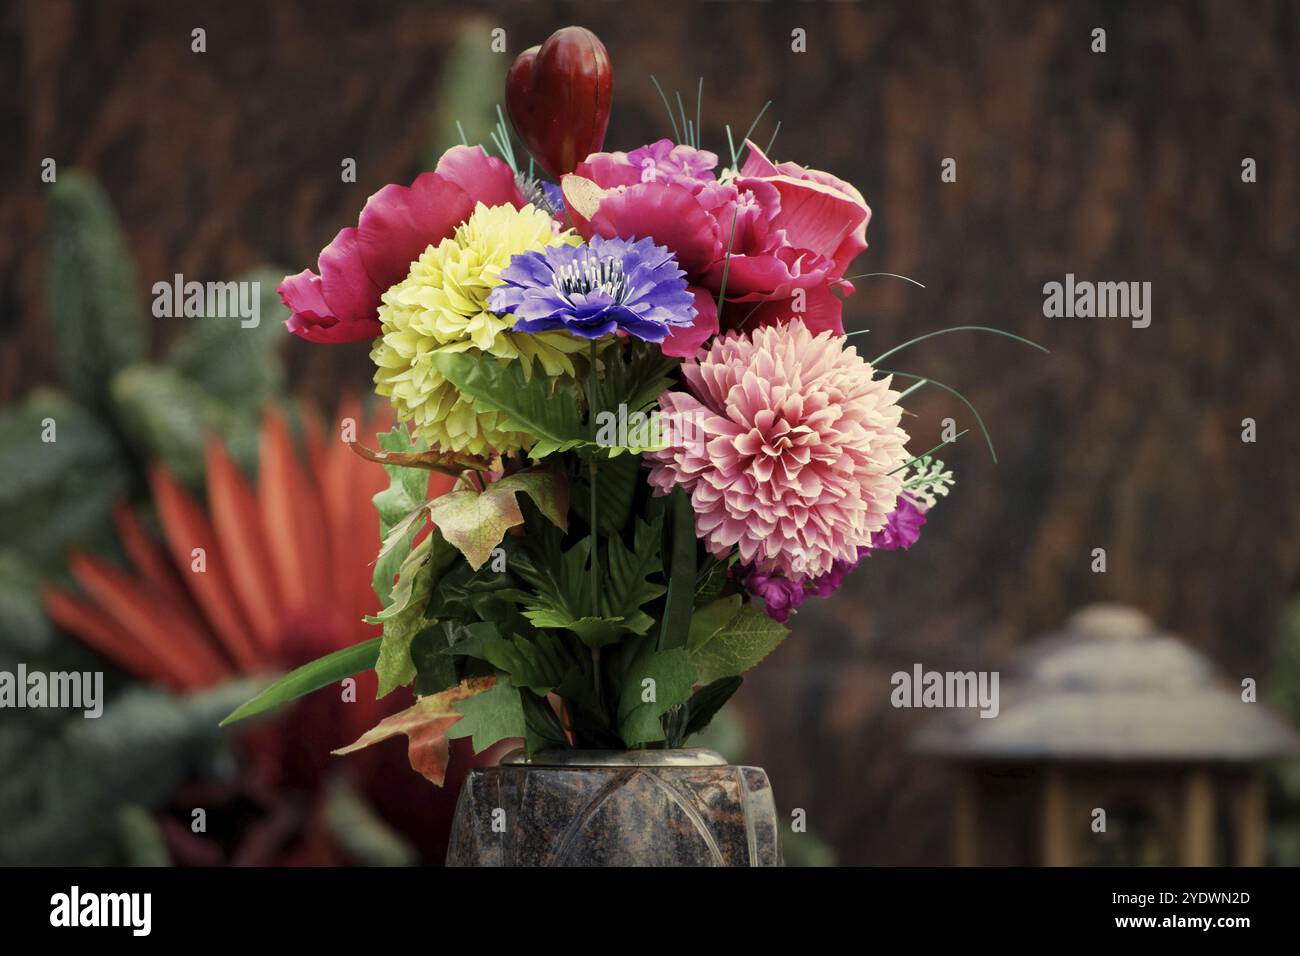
[869,495,927,551]
[626,140,719,189]
[805,557,858,599]
[743,570,808,623]
[488,235,697,343]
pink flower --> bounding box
[278,147,527,344]
[563,140,870,357]
[646,321,910,581]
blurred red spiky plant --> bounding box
[44,400,489,865]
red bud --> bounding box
[505,26,613,180]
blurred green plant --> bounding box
[0,169,292,863]
[427,17,509,166]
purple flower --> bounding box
[805,556,858,599]
[488,235,697,343]
[870,495,927,551]
[743,570,808,623]
[626,139,719,189]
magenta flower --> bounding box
[277,147,527,344]
[563,139,870,357]
[742,570,808,623]
[869,495,927,551]
[647,321,910,581]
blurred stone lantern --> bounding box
[915,604,1300,866]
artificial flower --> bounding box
[278,146,527,344]
[577,138,719,191]
[869,494,927,551]
[742,569,808,623]
[646,320,910,581]
[488,235,696,343]
[563,139,870,356]
[371,202,587,456]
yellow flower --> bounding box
[371,203,586,456]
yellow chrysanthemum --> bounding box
[371,203,586,456]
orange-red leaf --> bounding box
[331,677,496,786]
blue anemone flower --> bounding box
[488,235,697,343]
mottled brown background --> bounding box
[2,0,1297,864]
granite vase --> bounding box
[445,747,783,866]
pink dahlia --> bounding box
[647,321,910,581]
[278,146,527,344]
[563,139,870,357]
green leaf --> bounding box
[371,427,431,605]
[410,625,458,696]
[447,680,526,752]
[432,352,586,459]
[658,487,697,650]
[570,451,642,537]
[617,647,696,747]
[46,171,146,410]
[518,608,627,649]
[446,624,585,696]
[687,599,789,684]
[683,676,743,739]
[220,638,381,726]
[601,515,666,633]
[427,468,567,569]
[369,531,461,696]
[519,690,569,756]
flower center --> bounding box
[555,255,627,302]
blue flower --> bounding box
[488,236,697,343]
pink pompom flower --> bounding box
[277,146,527,344]
[647,320,910,581]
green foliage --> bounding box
[165,267,288,411]
[433,352,587,459]
[46,171,147,411]
[570,450,642,536]
[617,647,696,746]
[0,389,125,576]
[369,532,461,697]
[428,16,507,162]
[0,681,257,865]
[370,427,432,605]
[220,639,381,726]
[687,597,790,684]
[110,363,235,486]
[448,679,526,752]
[682,676,743,739]
[659,487,697,651]
[428,468,567,569]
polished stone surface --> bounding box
[446,761,783,866]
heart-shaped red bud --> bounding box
[505,26,613,180]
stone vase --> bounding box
[445,748,783,866]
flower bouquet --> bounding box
[223,26,1038,866]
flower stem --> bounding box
[587,341,602,711]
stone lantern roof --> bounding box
[915,603,1300,763]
